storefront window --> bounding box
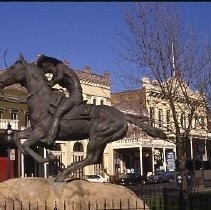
[166,110,170,128]
[158,109,162,127]
[73,142,84,178]
[11,109,18,120]
[149,107,154,126]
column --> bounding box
[139,146,143,175]
[17,149,21,178]
[173,147,177,160]
[20,138,26,177]
[190,136,193,159]
[120,154,124,173]
[152,147,155,174]
[111,148,114,175]
[21,153,24,178]
[44,148,48,178]
[163,148,166,171]
[204,138,208,161]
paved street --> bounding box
[126,182,175,196]
[126,180,211,196]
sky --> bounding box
[0,2,211,92]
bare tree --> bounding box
[119,2,211,175]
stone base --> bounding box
[0,177,148,209]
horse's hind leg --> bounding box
[55,138,107,182]
[13,127,32,154]
[55,115,128,182]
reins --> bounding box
[27,82,45,99]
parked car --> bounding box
[82,174,108,183]
[114,173,147,186]
[147,170,176,184]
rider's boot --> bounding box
[46,117,60,145]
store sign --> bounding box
[203,154,208,161]
[166,152,175,172]
[9,149,15,160]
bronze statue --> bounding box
[37,55,83,145]
[0,55,166,182]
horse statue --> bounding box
[0,55,166,182]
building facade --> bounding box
[110,76,210,176]
[1,64,210,181]
[0,84,30,181]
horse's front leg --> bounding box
[22,127,56,163]
[13,127,33,154]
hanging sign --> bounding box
[166,151,175,172]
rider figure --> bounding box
[37,54,83,145]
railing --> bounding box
[1,199,151,210]
[2,189,211,210]
[0,119,19,130]
[113,136,175,148]
[163,187,211,210]
[115,137,141,144]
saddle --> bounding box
[48,90,93,120]
[63,102,93,120]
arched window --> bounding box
[73,142,84,178]
[25,112,31,127]
[11,109,18,120]
[100,99,104,105]
[93,98,96,105]
[73,142,84,152]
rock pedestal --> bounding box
[0,177,148,209]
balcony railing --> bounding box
[113,135,176,148]
[0,119,19,130]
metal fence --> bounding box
[1,199,152,210]
[128,184,168,196]
[2,188,211,210]
[0,196,166,210]
[163,187,211,210]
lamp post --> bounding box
[5,122,13,179]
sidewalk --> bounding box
[202,187,211,192]
[194,179,211,192]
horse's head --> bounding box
[0,55,28,89]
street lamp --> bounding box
[5,122,13,179]
[6,122,13,141]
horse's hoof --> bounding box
[18,146,27,155]
[54,179,65,182]
[20,150,27,155]
[64,177,80,182]
[54,177,65,182]
[47,141,54,146]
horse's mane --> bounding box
[20,60,52,89]
[15,60,23,64]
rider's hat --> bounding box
[37,55,63,68]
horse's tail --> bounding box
[124,113,166,139]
